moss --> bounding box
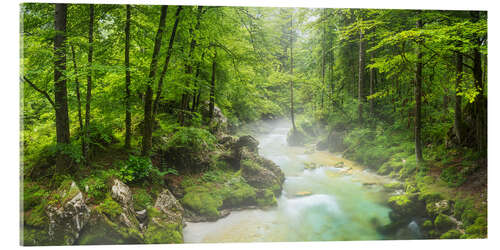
[256,189,277,207]
[22,226,51,246]
[461,209,479,227]
[222,182,257,208]
[96,194,123,218]
[383,182,403,191]
[464,216,487,238]
[418,191,443,203]
[422,220,433,230]
[24,203,48,227]
[144,222,182,244]
[434,213,455,232]
[427,229,440,238]
[77,210,143,245]
[132,188,153,211]
[23,182,49,212]
[182,185,222,217]
[440,229,462,239]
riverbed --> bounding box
[183,119,397,242]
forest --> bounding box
[21,3,487,245]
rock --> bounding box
[434,213,457,233]
[235,135,259,153]
[295,191,313,197]
[221,135,261,170]
[388,194,426,223]
[111,179,133,209]
[426,200,451,217]
[144,189,184,244]
[77,179,143,245]
[46,181,90,245]
[136,209,147,223]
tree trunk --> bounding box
[54,3,71,172]
[454,50,463,144]
[358,28,365,122]
[142,6,168,156]
[70,45,84,155]
[84,4,95,163]
[209,49,217,120]
[415,14,424,163]
[369,54,374,116]
[178,6,203,125]
[153,6,183,118]
[290,13,296,131]
[124,4,132,149]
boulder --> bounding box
[240,154,284,197]
[77,179,142,245]
[144,189,184,244]
[45,181,90,245]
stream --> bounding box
[183,119,399,242]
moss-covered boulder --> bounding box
[426,200,451,217]
[434,213,456,233]
[440,229,462,239]
[77,179,142,245]
[44,180,90,245]
[144,189,183,244]
[387,194,425,222]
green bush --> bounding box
[81,176,107,202]
[440,166,467,187]
[440,229,462,239]
[96,194,122,218]
[132,189,153,211]
[434,214,455,232]
[23,182,49,212]
[118,155,153,184]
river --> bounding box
[183,119,398,242]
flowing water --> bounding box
[183,119,397,242]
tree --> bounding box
[53,3,71,172]
[142,6,168,156]
[414,12,424,163]
[124,4,132,149]
[84,4,95,163]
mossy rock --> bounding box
[383,182,404,191]
[256,189,277,207]
[181,185,222,218]
[22,226,51,246]
[464,216,487,238]
[434,213,456,233]
[143,207,183,244]
[132,188,153,211]
[440,229,462,239]
[426,200,451,217]
[388,194,425,222]
[422,220,433,231]
[76,209,143,245]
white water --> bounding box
[183,119,395,242]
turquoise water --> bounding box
[183,120,394,242]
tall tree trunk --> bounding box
[70,45,84,155]
[153,6,183,118]
[142,6,168,156]
[178,6,203,125]
[321,9,326,111]
[124,5,132,149]
[54,3,71,172]
[369,54,374,116]
[84,4,95,163]
[470,11,486,155]
[454,50,463,144]
[209,49,217,120]
[290,13,296,131]
[415,14,424,163]
[358,28,365,122]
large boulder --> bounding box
[77,179,142,245]
[144,189,184,244]
[241,152,285,198]
[45,181,90,245]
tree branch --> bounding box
[21,76,55,109]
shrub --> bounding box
[132,189,153,211]
[440,229,462,239]
[434,214,455,232]
[81,176,107,202]
[118,155,153,184]
[440,166,467,187]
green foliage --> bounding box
[434,214,455,232]
[440,229,462,239]
[23,182,49,212]
[463,216,487,238]
[96,194,123,218]
[132,188,153,211]
[80,175,107,202]
[440,166,467,187]
[118,155,153,184]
